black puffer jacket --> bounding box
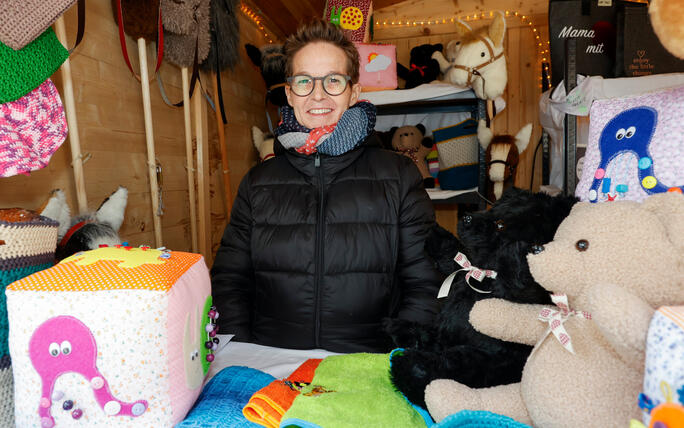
[211,134,442,352]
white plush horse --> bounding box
[432,11,507,100]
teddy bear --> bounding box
[384,187,577,408]
[251,126,275,162]
[383,124,435,188]
[649,0,684,60]
[396,43,443,89]
[424,192,684,426]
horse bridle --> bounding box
[487,159,516,181]
[446,34,504,96]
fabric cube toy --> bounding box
[6,245,216,427]
[355,43,397,92]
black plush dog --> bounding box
[385,187,578,407]
[245,43,288,107]
[397,43,443,89]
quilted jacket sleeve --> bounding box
[395,158,443,323]
[210,173,254,341]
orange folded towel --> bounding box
[243,359,322,428]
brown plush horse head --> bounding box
[477,120,532,201]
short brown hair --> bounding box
[283,19,360,83]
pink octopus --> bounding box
[29,316,148,427]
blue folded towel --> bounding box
[177,366,275,427]
[435,410,531,428]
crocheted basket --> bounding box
[0,28,68,104]
[7,246,215,427]
[433,119,480,190]
[0,208,59,428]
[0,78,68,178]
[0,0,76,50]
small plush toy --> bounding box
[649,0,684,59]
[385,188,577,408]
[396,44,443,89]
[386,124,435,188]
[40,187,128,261]
[432,12,507,100]
[245,43,287,107]
[424,193,684,426]
[477,120,533,201]
[251,126,275,162]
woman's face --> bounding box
[285,42,361,129]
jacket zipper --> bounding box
[314,152,324,347]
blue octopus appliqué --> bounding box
[588,107,684,202]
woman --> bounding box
[211,19,442,353]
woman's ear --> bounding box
[284,84,294,107]
[349,82,362,106]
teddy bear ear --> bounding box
[416,124,426,135]
[433,44,443,52]
[641,193,684,254]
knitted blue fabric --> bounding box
[435,410,531,428]
[275,101,377,156]
[176,366,275,427]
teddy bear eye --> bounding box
[575,239,589,251]
[480,52,485,57]
[494,220,505,231]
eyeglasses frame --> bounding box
[285,73,352,97]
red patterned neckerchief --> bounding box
[296,124,337,155]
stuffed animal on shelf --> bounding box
[40,187,128,261]
[251,126,275,162]
[432,12,507,100]
[245,43,287,108]
[385,188,577,408]
[424,193,684,426]
[649,0,684,60]
[396,44,443,89]
[478,120,532,202]
[6,245,216,427]
[385,124,435,188]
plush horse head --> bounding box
[40,187,128,261]
[433,12,507,100]
[478,120,532,201]
[245,43,288,107]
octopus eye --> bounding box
[615,128,625,140]
[575,239,589,251]
[49,343,60,357]
[60,341,72,355]
[625,126,636,138]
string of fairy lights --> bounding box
[239,5,552,88]
[375,10,551,88]
[240,2,275,44]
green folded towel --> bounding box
[280,353,428,428]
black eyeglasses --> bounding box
[286,73,352,97]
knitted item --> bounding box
[0,78,68,178]
[0,28,68,103]
[0,0,76,50]
[275,101,377,156]
[178,366,275,427]
[0,208,58,428]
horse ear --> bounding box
[455,20,472,37]
[94,187,128,232]
[245,44,262,68]
[39,189,71,239]
[489,11,506,48]
[514,123,533,154]
[477,119,493,150]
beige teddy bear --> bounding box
[424,192,684,427]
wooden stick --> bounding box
[54,16,88,214]
[194,78,210,262]
[182,67,198,253]
[137,37,163,248]
[211,72,232,217]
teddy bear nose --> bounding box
[462,215,473,225]
[531,244,544,255]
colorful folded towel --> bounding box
[280,353,428,428]
[434,410,532,428]
[243,359,322,428]
[177,365,275,428]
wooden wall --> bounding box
[372,12,549,233]
[0,0,274,265]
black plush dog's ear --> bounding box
[245,44,262,68]
[432,43,443,53]
[415,123,426,135]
